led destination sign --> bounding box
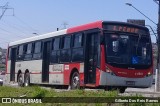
[113,26,139,33]
[103,24,148,35]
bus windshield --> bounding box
[105,33,152,69]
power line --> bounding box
[0,2,14,20]
[1,19,34,34]
[0,20,29,36]
[0,27,26,38]
[13,15,39,33]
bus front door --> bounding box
[10,48,17,81]
[42,41,51,83]
[84,33,99,84]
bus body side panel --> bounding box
[63,63,80,85]
[15,60,42,84]
[48,63,84,86]
[79,63,85,86]
[49,64,64,85]
[63,63,84,86]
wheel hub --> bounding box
[73,76,79,86]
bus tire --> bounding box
[71,72,80,89]
[24,73,30,87]
[17,73,23,87]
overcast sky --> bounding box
[0,0,158,48]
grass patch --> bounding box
[0,86,56,97]
[0,86,118,97]
[0,86,159,106]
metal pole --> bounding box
[126,3,157,25]
[126,2,160,92]
[156,0,160,92]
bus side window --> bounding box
[60,36,71,63]
[33,41,42,59]
[50,37,60,64]
[24,43,33,60]
[73,33,83,47]
[27,43,32,54]
[62,36,71,49]
[23,44,27,54]
[72,33,84,62]
[17,45,24,61]
[52,37,60,50]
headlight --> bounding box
[145,71,152,77]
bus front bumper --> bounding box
[99,71,153,88]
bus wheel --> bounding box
[118,87,126,93]
[24,73,30,87]
[17,73,23,87]
[71,72,80,89]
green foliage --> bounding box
[0,86,159,106]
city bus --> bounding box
[5,21,153,93]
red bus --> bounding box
[6,21,153,93]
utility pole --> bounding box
[62,22,68,29]
[155,0,160,92]
[0,2,9,20]
[0,2,14,20]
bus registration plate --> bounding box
[126,81,135,86]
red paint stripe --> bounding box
[67,21,103,34]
